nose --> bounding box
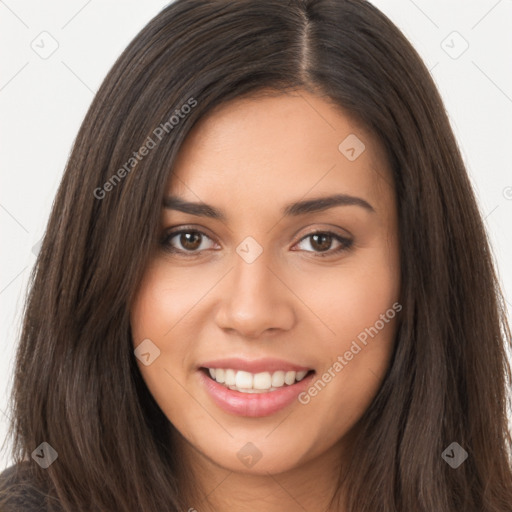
[214,250,296,339]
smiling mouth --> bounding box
[200,367,316,394]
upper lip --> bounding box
[199,357,313,374]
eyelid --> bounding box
[296,224,353,241]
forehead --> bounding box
[167,91,393,217]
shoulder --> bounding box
[0,463,49,511]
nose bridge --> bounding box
[229,241,278,311]
[214,239,295,337]
[232,242,273,298]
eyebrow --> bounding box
[162,193,375,221]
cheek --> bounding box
[130,265,199,425]
[130,262,206,344]
[308,241,400,344]
[301,238,400,414]
[129,264,188,387]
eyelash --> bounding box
[159,227,353,258]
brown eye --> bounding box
[309,233,333,252]
[161,229,215,255]
[160,228,353,258]
[294,231,353,257]
[178,232,202,251]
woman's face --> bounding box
[130,89,401,476]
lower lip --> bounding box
[198,369,315,417]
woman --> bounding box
[1,0,511,510]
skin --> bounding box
[130,89,401,512]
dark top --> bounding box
[0,463,49,511]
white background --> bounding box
[1,0,511,470]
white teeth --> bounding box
[235,370,253,389]
[207,368,311,392]
[296,370,308,381]
[284,371,296,385]
[253,372,272,390]
[225,368,236,386]
[271,371,285,387]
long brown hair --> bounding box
[1,0,511,510]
